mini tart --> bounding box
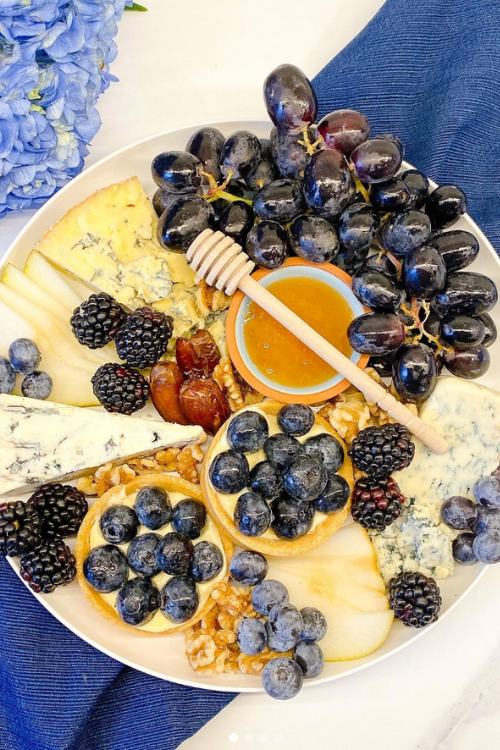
[201,401,354,557]
[76,473,232,636]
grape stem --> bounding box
[352,173,370,203]
[401,299,452,353]
[200,169,253,207]
[298,126,322,156]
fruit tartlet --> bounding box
[76,473,232,634]
[202,401,354,556]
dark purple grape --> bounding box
[264,64,317,132]
[152,189,184,217]
[254,178,305,222]
[270,127,312,180]
[400,169,429,209]
[392,344,438,402]
[246,220,289,269]
[440,315,486,350]
[338,202,379,253]
[211,180,252,219]
[368,351,398,377]
[381,209,432,257]
[317,109,370,155]
[404,245,447,299]
[361,253,399,278]
[220,131,261,180]
[352,269,402,311]
[157,195,214,253]
[423,311,441,339]
[433,272,498,316]
[444,346,490,379]
[348,313,405,355]
[370,178,410,212]
[151,151,202,194]
[377,133,404,157]
[477,313,497,347]
[186,127,225,182]
[289,215,339,263]
[428,230,479,272]
[351,138,402,184]
[303,149,355,220]
[335,247,370,275]
[217,201,254,245]
[426,185,467,229]
[245,140,278,190]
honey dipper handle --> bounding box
[238,274,448,454]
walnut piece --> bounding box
[212,357,263,412]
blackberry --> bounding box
[92,363,149,414]
[115,307,173,368]
[0,501,42,556]
[389,571,442,628]
[349,423,415,479]
[28,483,88,539]
[351,475,404,531]
[20,538,76,594]
[71,293,126,349]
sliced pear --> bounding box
[3,264,69,322]
[25,251,84,312]
[267,522,393,661]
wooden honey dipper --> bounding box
[187,228,448,454]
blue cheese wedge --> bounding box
[372,378,500,582]
[0,394,204,495]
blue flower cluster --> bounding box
[0,0,129,214]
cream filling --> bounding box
[210,406,334,539]
[89,486,227,632]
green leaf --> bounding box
[126,2,148,11]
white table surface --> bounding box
[2,2,500,748]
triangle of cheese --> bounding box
[0,394,204,495]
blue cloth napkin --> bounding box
[1,1,500,748]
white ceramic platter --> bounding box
[3,121,500,692]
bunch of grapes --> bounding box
[152,63,498,402]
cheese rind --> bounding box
[0,395,204,495]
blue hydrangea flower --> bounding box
[0,0,131,214]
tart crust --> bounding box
[75,473,233,636]
[201,400,354,557]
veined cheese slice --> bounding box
[395,377,500,506]
[0,395,204,496]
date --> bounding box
[176,329,221,378]
[150,362,188,425]
[179,377,230,434]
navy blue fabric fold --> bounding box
[1,1,500,749]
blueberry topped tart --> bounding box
[202,401,353,556]
[76,474,232,634]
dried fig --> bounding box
[179,377,230,434]
[176,329,221,378]
[150,361,188,425]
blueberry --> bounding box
[473,476,500,510]
[209,450,249,494]
[134,486,172,530]
[283,454,328,502]
[127,533,161,577]
[472,531,500,563]
[252,579,289,616]
[264,433,303,468]
[8,339,41,374]
[303,433,344,473]
[234,491,272,536]
[262,657,303,700]
[171,499,206,539]
[271,496,315,539]
[21,370,52,400]
[191,541,224,582]
[230,550,268,585]
[314,474,350,514]
[156,532,194,575]
[267,603,303,651]
[83,544,129,592]
[160,575,199,623]
[100,505,138,544]
[277,404,315,437]
[440,496,477,530]
[452,533,477,565]
[116,577,160,626]
[293,641,324,678]
[237,617,267,655]
[474,507,500,535]
[300,607,327,643]
[227,410,269,453]
[0,356,16,394]
[249,461,282,502]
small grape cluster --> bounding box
[230,550,327,700]
[151,63,497,403]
